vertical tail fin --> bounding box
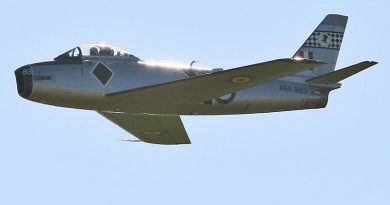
[293,14,348,78]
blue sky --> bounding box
[1,0,389,204]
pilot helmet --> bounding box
[90,47,98,56]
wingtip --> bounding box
[361,61,378,66]
[369,61,378,65]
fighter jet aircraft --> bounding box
[15,14,377,145]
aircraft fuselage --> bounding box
[15,57,328,115]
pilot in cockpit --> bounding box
[90,47,98,56]
[99,46,113,56]
[89,46,115,56]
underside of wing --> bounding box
[106,58,323,105]
[98,112,190,145]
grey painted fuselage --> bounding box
[20,56,327,115]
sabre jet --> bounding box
[15,14,377,145]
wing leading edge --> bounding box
[98,112,190,145]
[106,59,324,105]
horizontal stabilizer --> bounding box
[307,61,377,84]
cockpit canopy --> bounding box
[54,44,140,62]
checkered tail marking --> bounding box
[303,31,344,50]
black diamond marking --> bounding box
[92,63,113,86]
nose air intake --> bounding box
[15,65,33,99]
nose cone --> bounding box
[15,65,33,99]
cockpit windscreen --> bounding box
[54,43,139,61]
